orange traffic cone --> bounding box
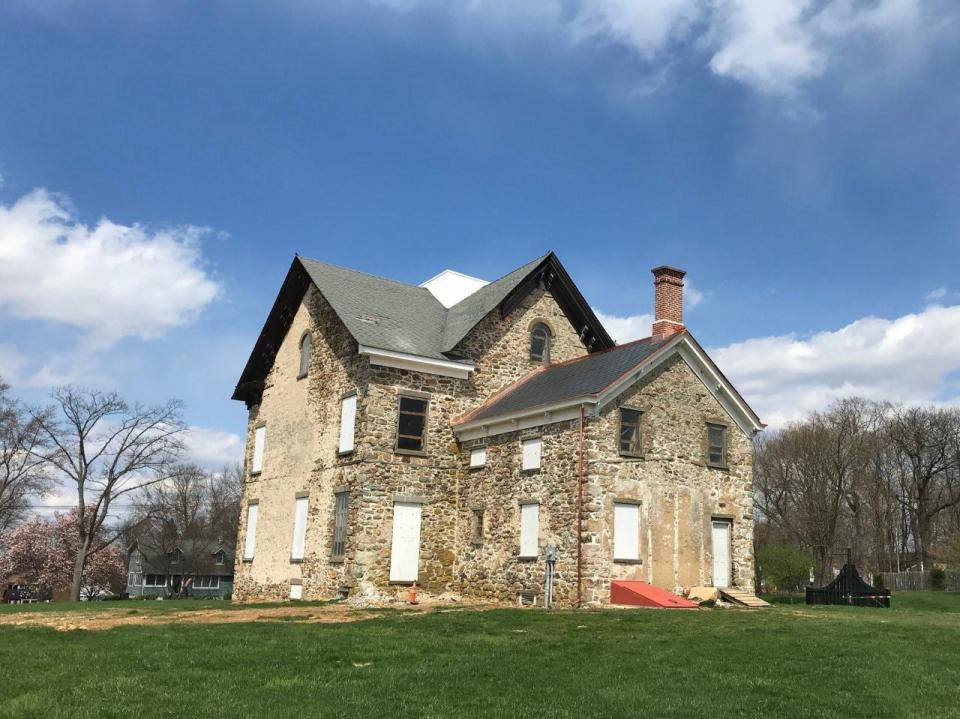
[407,581,419,605]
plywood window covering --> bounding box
[332,492,349,559]
[519,502,539,558]
[707,423,727,467]
[244,503,259,560]
[252,426,266,474]
[471,509,484,544]
[469,447,487,468]
[298,333,312,378]
[291,496,309,561]
[521,438,542,471]
[619,408,642,456]
[339,394,357,454]
[396,396,428,452]
[613,502,640,561]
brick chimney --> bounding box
[651,265,686,339]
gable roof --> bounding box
[461,337,669,424]
[454,330,764,439]
[232,252,614,404]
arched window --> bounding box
[530,322,550,363]
[298,333,312,378]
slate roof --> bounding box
[129,539,235,576]
[232,252,614,403]
[459,336,670,424]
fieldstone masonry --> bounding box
[234,269,756,606]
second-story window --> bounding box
[298,333,312,378]
[619,408,642,457]
[396,395,428,452]
[707,423,727,467]
[530,323,551,363]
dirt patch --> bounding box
[0,602,428,632]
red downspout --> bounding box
[577,404,585,608]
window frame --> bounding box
[612,500,642,563]
[338,391,358,455]
[251,425,266,475]
[297,332,312,379]
[471,508,485,545]
[529,322,551,363]
[331,490,350,561]
[518,501,540,560]
[395,393,429,454]
[618,407,644,458]
[243,501,259,562]
[290,493,309,563]
[706,422,728,469]
[469,446,487,469]
[521,437,542,472]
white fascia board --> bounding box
[358,345,474,379]
[454,397,595,441]
[594,335,764,437]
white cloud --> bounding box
[0,188,221,348]
[595,310,653,344]
[352,0,944,101]
[926,286,948,301]
[710,304,960,427]
[182,426,244,469]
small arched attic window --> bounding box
[298,332,312,379]
[530,322,551,363]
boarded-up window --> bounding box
[521,438,542,471]
[298,333,312,378]
[469,447,486,468]
[619,408,642,456]
[613,502,640,561]
[252,426,266,474]
[519,502,539,558]
[707,423,727,467]
[332,492,349,559]
[291,495,309,561]
[290,583,303,600]
[244,503,259,560]
[339,394,357,454]
[396,396,428,452]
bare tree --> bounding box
[886,406,960,570]
[29,387,186,601]
[0,378,52,532]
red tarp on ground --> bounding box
[610,581,699,608]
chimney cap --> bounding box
[651,265,686,279]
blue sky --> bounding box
[2,0,960,469]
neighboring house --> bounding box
[126,540,234,599]
[231,252,763,607]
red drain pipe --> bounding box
[577,404,585,608]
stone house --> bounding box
[230,253,763,606]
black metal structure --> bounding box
[805,564,891,608]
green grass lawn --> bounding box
[2,593,959,718]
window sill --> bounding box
[290,558,303,564]
[470,539,483,547]
[521,468,541,475]
[296,372,308,381]
[388,580,416,586]
[250,470,262,477]
[242,558,253,564]
[468,465,486,471]
[329,556,345,565]
[517,555,538,562]
[618,453,645,461]
[337,449,355,458]
[706,463,730,471]
[613,558,643,565]
[394,448,428,457]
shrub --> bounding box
[930,567,946,591]
[873,573,885,591]
[757,545,815,593]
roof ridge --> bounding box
[298,255,441,297]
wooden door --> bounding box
[389,502,422,583]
